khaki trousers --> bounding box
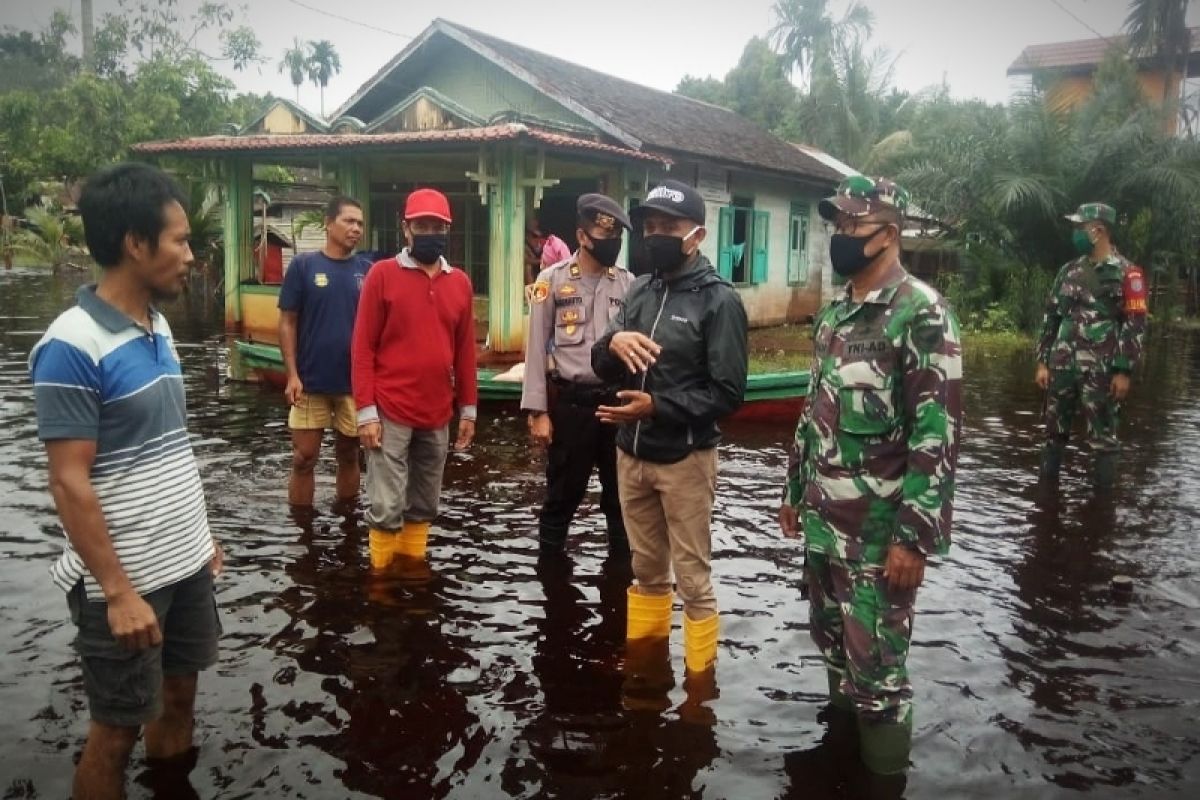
[617,447,719,618]
[364,416,449,532]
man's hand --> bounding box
[1034,363,1050,390]
[596,391,654,424]
[455,418,476,451]
[107,590,162,651]
[883,544,926,592]
[778,504,800,539]
[528,413,552,447]
[359,421,382,450]
[609,332,661,374]
[284,375,304,406]
[1110,373,1131,401]
[210,540,224,579]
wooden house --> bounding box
[133,18,842,362]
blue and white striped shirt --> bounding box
[30,286,213,600]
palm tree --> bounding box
[306,40,342,117]
[186,183,222,277]
[278,37,309,104]
[769,0,873,90]
[1123,0,1192,108]
[10,206,85,270]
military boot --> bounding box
[1039,439,1065,481]
[1093,451,1119,491]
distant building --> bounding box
[1007,27,1200,135]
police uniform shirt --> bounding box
[520,258,633,412]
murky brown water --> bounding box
[2,267,1198,799]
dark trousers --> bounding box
[538,386,627,555]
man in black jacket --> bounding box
[591,179,748,681]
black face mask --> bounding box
[829,227,887,277]
[643,229,698,276]
[410,233,448,265]
[585,235,622,268]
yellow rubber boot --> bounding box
[683,613,719,674]
[395,521,430,559]
[368,529,397,570]
[626,587,673,641]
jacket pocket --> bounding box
[836,363,898,436]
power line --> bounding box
[1046,0,1119,45]
[283,0,415,39]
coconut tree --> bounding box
[306,39,341,117]
[278,37,309,104]
[769,0,873,90]
[186,182,222,277]
[1123,0,1192,107]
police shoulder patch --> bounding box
[529,280,550,304]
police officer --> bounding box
[1035,202,1147,489]
[522,194,634,559]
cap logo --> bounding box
[647,187,685,204]
[595,213,615,230]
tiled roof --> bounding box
[130,123,670,163]
[339,20,842,184]
[1008,27,1200,74]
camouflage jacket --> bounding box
[785,261,963,563]
[1035,252,1147,373]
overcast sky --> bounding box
[3,0,1198,115]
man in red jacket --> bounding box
[351,188,478,571]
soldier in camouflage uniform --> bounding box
[1035,202,1147,489]
[780,176,963,782]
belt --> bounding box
[551,377,617,406]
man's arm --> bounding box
[46,440,162,650]
[893,299,964,558]
[279,310,302,404]
[1113,264,1148,374]
[351,268,385,428]
[454,274,479,421]
[651,289,749,426]
[1035,263,1068,366]
[591,290,631,384]
[520,269,555,413]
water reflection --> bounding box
[1,267,1199,798]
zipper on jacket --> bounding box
[633,283,670,457]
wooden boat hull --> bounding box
[232,340,808,423]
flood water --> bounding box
[1,267,1198,799]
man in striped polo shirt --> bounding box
[30,163,222,799]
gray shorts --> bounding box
[364,417,450,531]
[67,567,222,727]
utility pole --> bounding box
[81,0,95,72]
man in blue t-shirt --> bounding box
[278,195,371,508]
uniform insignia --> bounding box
[565,324,577,336]
[559,283,578,296]
[569,263,582,279]
[595,213,615,231]
[314,273,328,287]
[529,280,550,304]
[1123,266,1148,314]
[606,267,616,280]
[561,310,579,324]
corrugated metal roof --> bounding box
[130,123,670,163]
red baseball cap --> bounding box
[404,188,452,223]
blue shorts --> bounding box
[67,567,221,727]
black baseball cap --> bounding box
[631,179,706,226]
[577,193,632,231]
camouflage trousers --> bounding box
[1044,367,1120,453]
[806,550,916,725]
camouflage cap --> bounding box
[818,175,910,222]
[1065,202,1116,225]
